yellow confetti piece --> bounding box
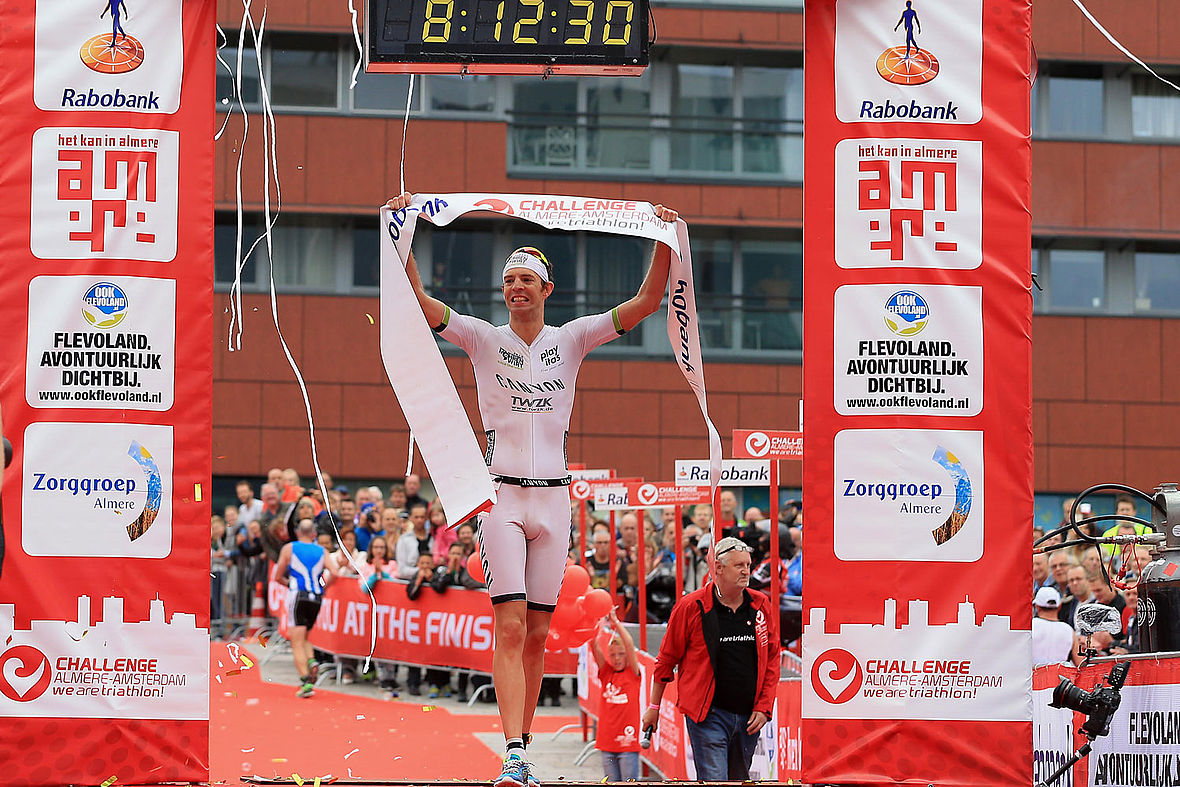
[101,777,118,787]
[421,705,436,712]
[290,774,303,786]
[240,654,255,668]
[273,758,289,764]
[194,483,202,502]
[365,313,374,324]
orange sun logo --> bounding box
[80,33,145,74]
[876,46,939,86]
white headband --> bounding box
[502,251,550,284]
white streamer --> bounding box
[346,0,364,89]
[222,0,379,669]
[213,25,235,141]
[401,74,417,478]
[1071,0,1180,94]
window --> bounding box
[1048,249,1104,310]
[351,71,419,112]
[431,227,497,320]
[741,240,802,350]
[214,218,260,286]
[1041,68,1104,136]
[353,220,381,288]
[511,78,578,168]
[1131,74,1180,139]
[671,64,735,172]
[216,43,260,109]
[1135,252,1180,312]
[429,75,497,113]
[741,67,802,177]
[693,238,735,350]
[586,75,652,170]
[269,34,340,108]
[585,235,648,346]
[269,217,347,289]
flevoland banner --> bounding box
[803,0,1034,785]
[0,0,213,784]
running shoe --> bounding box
[492,755,528,787]
[295,682,315,698]
[521,758,541,787]
[307,659,319,684]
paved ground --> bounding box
[247,639,610,782]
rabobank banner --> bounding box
[0,0,212,783]
[803,0,1034,785]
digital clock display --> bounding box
[366,0,649,75]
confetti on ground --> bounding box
[422,705,437,712]
[272,758,288,763]
[365,313,374,324]
[101,777,118,787]
[215,675,222,684]
[241,747,255,753]
[245,697,260,706]
[355,714,365,720]
[195,483,203,502]
[240,654,255,668]
[344,748,359,760]
[225,669,242,677]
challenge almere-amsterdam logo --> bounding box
[33,0,183,113]
[834,0,982,124]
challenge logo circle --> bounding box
[811,648,863,704]
[571,480,592,501]
[82,282,130,329]
[883,290,930,336]
[637,483,659,506]
[0,646,53,703]
[80,33,145,74]
[744,431,771,458]
[876,46,939,85]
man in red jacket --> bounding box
[641,537,780,780]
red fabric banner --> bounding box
[802,0,1034,784]
[304,580,579,675]
[0,0,213,783]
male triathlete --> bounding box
[273,519,333,698]
[894,0,922,59]
[385,191,677,786]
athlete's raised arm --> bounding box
[615,203,678,332]
[385,191,448,328]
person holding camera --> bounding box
[642,537,780,781]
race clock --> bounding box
[366,0,650,75]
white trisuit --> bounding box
[435,306,625,609]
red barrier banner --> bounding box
[1034,656,1180,787]
[733,429,804,460]
[305,580,579,675]
[0,0,213,784]
[802,0,1034,784]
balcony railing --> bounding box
[508,111,804,183]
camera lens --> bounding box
[1050,678,1094,714]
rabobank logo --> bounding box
[80,2,144,75]
[834,0,981,124]
[23,422,172,558]
[875,2,939,86]
[833,429,982,562]
[34,0,182,114]
[81,281,129,329]
[811,649,863,704]
[883,290,929,336]
[0,647,53,703]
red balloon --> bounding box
[561,564,590,599]
[581,588,613,620]
[545,628,568,651]
[568,624,596,647]
[466,552,485,584]
[551,597,582,632]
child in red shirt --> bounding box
[590,610,642,781]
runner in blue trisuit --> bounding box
[894,0,921,59]
[100,0,129,46]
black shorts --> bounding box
[288,590,322,629]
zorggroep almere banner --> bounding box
[0,0,213,783]
[803,1,1034,784]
